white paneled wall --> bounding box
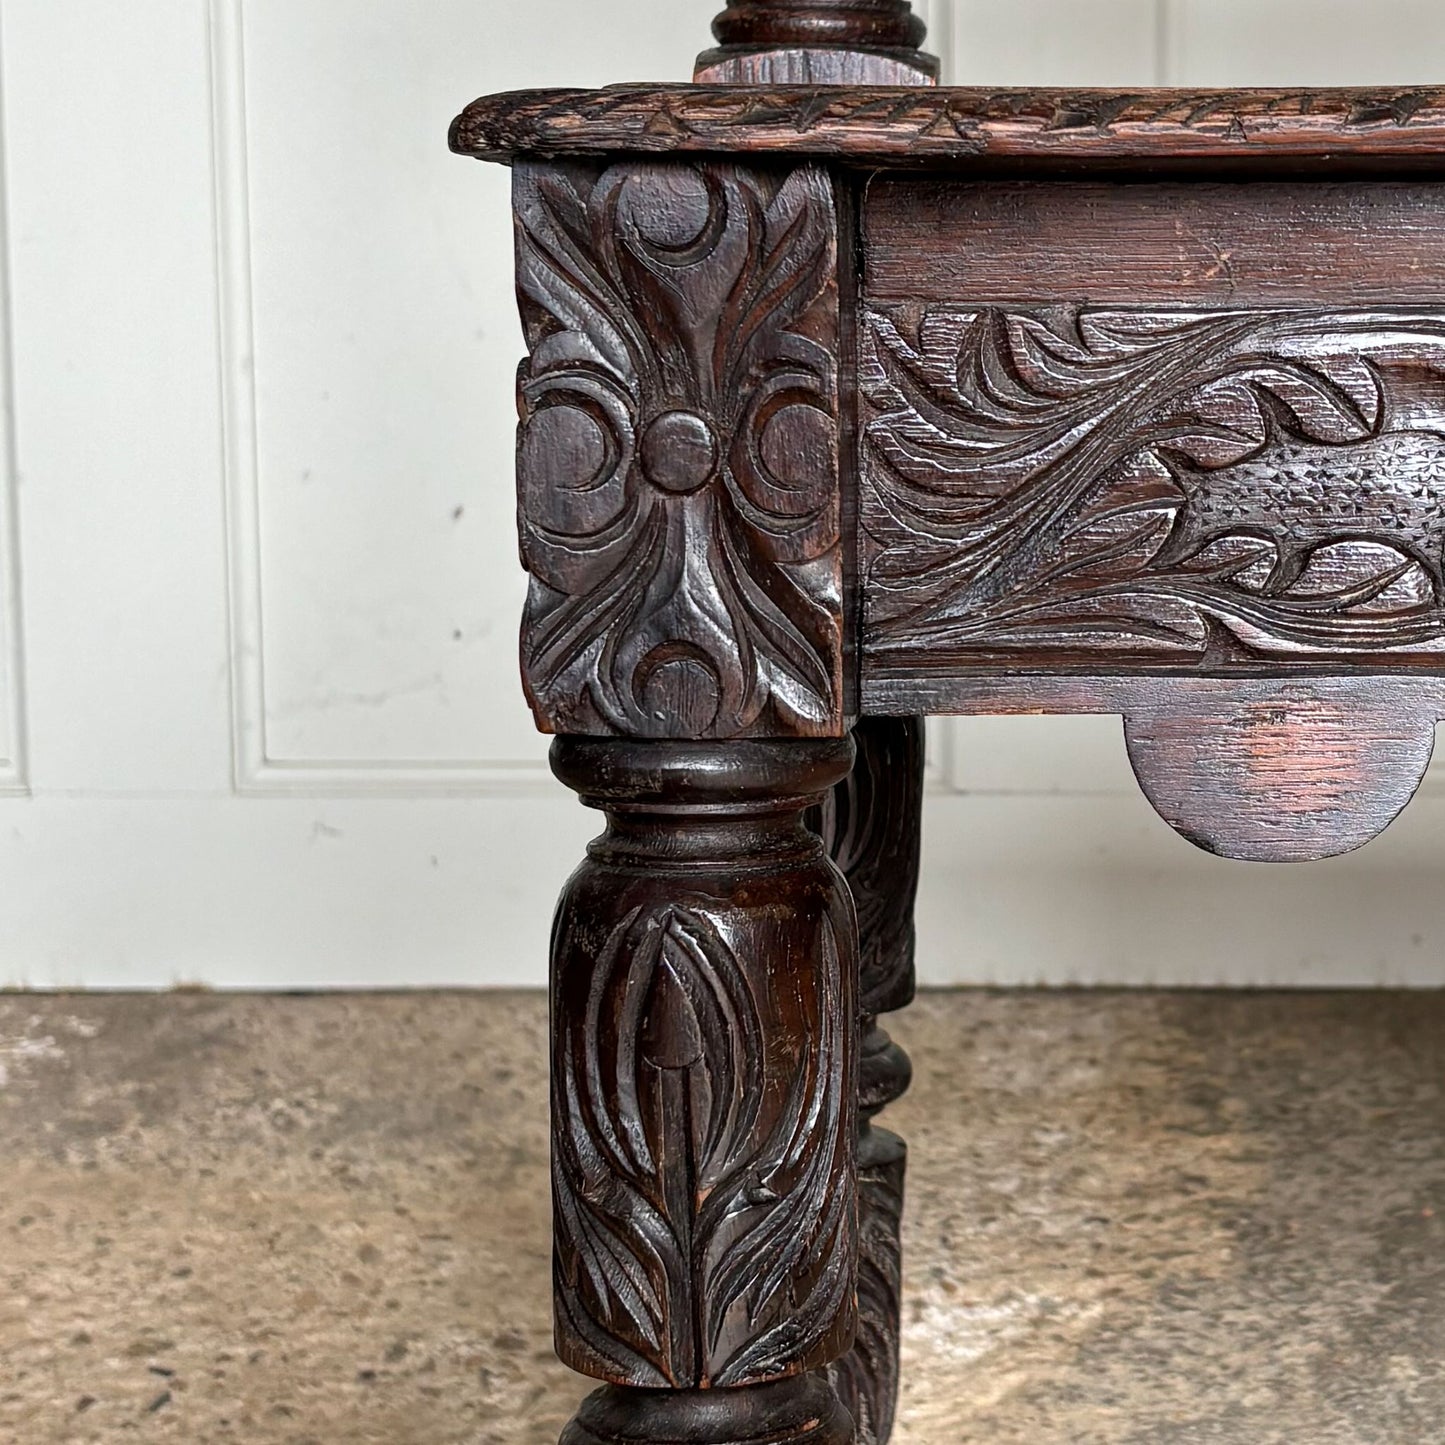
[1,1,1444,989]
[1163,1,1445,85]
[938,0,1162,85]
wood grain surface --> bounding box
[867,181,1445,306]
[694,49,937,85]
[1122,678,1439,863]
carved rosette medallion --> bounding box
[514,160,844,739]
[861,306,1445,672]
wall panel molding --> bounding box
[206,0,548,797]
[0,6,29,797]
[912,0,954,82]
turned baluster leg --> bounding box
[504,70,860,1439]
[811,717,924,1445]
[690,5,932,1436]
[550,738,862,1445]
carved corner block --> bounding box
[513,160,846,741]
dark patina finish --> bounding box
[452,2,1445,1439]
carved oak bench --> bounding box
[451,4,1445,1440]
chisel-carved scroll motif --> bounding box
[862,307,1445,672]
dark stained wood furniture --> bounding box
[451,4,1445,1439]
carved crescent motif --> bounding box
[514,160,844,740]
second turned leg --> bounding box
[812,717,925,1445]
[549,737,863,1445]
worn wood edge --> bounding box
[1122,686,1437,863]
[864,674,1444,862]
[450,85,1445,169]
[860,671,1445,717]
[694,46,939,85]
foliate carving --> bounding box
[827,1128,906,1445]
[809,716,924,1017]
[513,160,844,739]
[549,740,858,1392]
[812,722,924,1445]
[552,904,853,1386]
[862,306,1445,671]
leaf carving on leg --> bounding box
[553,899,854,1387]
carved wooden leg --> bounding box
[549,736,861,1445]
[810,717,924,1445]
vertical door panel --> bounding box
[232,0,718,782]
[3,0,231,792]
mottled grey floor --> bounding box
[0,991,1442,1444]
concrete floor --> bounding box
[0,991,1442,1444]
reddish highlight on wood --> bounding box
[1122,679,1438,863]
[866,180,1445,305]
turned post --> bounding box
[808,718,923,1445]
[551,739,860,1445]
[697,0,938,84]
[507,135,861,1442]
[492,3,938,1438]
[694,7,933,1442]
